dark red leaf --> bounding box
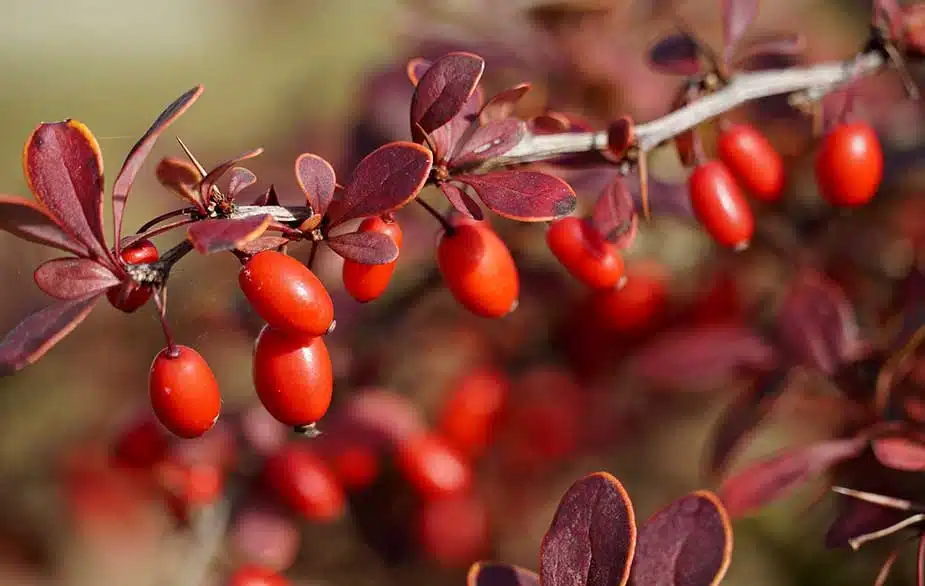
[722,0,759,56]
[540,472,636,586]
[825,496,911,549]
[327,230,399,265]
[23,120,110,261]
[456,170,577,222]
[604,117,635,162]
[328,142,433,225]
[227,167,257,198]
[198,148,263,204]
[156,157,204,210]
[706,368,792,477]
[295,153,337,215]
[431,88,485,163]
[236,235,289,255]
[406,57,433,87]
[33,258,120,300]
[252,185,280,207]
[451,119,526,168]
[441,183,484,220]
[112,86,203,249]
[467,562,540,586]
[0,294,102,375]
[625,171,694,219]
[530,114,571,134]
[187,215,272,254]
[479,83,531,124]
[630,491,732,586]
[718,437,867,518]
[647,33,702,76]
[0,195,89,257]
[776,270,860,375]
[872,432,925,472]
[411,52,485,141]
[630,325,776,390]
[729,33,806,71]
[591,176,637,247]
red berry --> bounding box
[328,440,379,490]
[343,216,403,303]
[227,565,291,586]
[149,345,221,439]
[239,251,334,337]
[264,443,345,522]
[716,123,785,201]
[252,325,333,428]
[438,367,509,459]
[688,161,755,250]
[396,433,472,500]
[158,459,224,522]
[112,414,168,469]
[546,217,626,289]
[415,494,490,567]
[591,262,669,334]
[815,122,883,206]
[437,218,519,318]
[107,239,158,313]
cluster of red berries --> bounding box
[687,122,883,251]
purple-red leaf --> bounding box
[776,270,860,375]
[630,325,776,390]
[468,563,540,586]
[431,87,485,163]
[605,117,635,162]
[0,294,102,375]
[112,86,203,250]
[722,0,759,57]
[295,153,337,215]
[187,215,272,254]
[729,33,806,71]
[872,432,925,472]
[825,496,911,549]
[451,119,526,168]
[252,185,280,207]
[592,176,637,248]
[327,230,399,265]
[411,52,485,140]
[456,170,577,222]
[406,57,433,87]
[156,157,204,211]
[23,120,110,261]
[479,83,532,124]
[33,258,120,300]
[227,167,257,198]
[540,472,636,586]
[630,491,732,586]
[236,235,289,255]
[198,148,263,204]
[0,195,89,257]
[328,142,433,225]
[441,183,484,220]
[647,33,702,76]
[718,437,867,518]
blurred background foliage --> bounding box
[0,0,921,585]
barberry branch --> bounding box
[482,49,888,168]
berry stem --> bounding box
[151,287,178,356]
[135,206,198,235]
[416,197,455,234]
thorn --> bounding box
[638,150,651,222]
[176,137,208,176]
[832,486,917,511]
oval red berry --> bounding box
[149,345,221,439]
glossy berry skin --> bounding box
[239,251,334,337]
[546,217,625,289]
[264,443,345,522]
[397,433,472,500]
[815,122,883,206]
[149,345,221,439]
[688,161,755,250]
[591,262,669,334]
[342,217,403,303]
[107,239,158,313]
[438,367,509,459]
[716,124,785,202]
[252,324,333,428]
[227,565,291,586]
[437,218,519,318]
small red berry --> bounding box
[716,123,785,202]
[546,216,625,289]
[438,367,509,459]
[396,433,472,500]
[112,414,168,470]
[239,251,334,337]
[415,494,490,567]
[227,565,291,586]
[437,218,519,318]
[328,440,380,490]
[252,325,333,428]
[591,262,669,335]
[815,122,883,206]
[149,345,221,439]
[688,160,755,250]
[264,443,345,522]
[107,239,158,313]
[158,459,224,523]
[343,216,404,303]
